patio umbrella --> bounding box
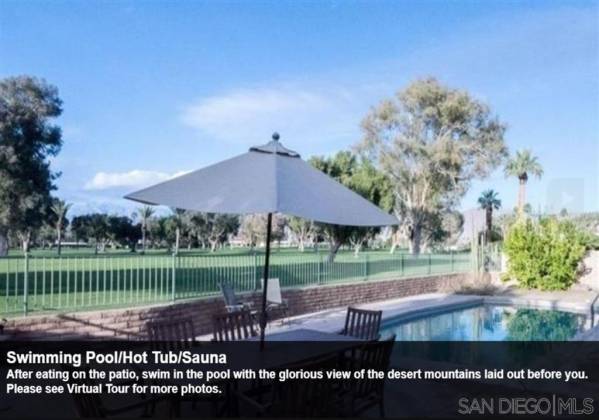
[125,133,397,349]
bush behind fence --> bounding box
[0,251,473,316]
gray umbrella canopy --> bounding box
[125,135,397,226]
[125,134,396,349]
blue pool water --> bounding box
[380,304,591,341]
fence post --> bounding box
[428,254,432,275]
[363,254,369,280]
[23,253,29,316]
[317,254,323,285]
[400,253,404,277]
[253,251,258,290]
[450,251,454,272]
[171,253,177,302]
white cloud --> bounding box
[179,85,366,147]
[84,169,189,190]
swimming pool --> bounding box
[380,304,592,341]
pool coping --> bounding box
[259,291,599,341]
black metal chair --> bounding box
[219,282,255,313]
[340,307,383,340]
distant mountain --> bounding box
[61,192,172,219]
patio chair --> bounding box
[147,318,222,416]
[339,307,382,341]
[146,317,196,351]
[235,354,342,417]
[343,334,396,417]
[259,278,289,322]
[66,363,173,418]
[219,282,256,314]
[212,309,258,342]
[71,386,172,418]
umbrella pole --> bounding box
[259,212,273,351]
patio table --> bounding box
[132,328,364,416]
[246,328,359,342]
[228,328,363,415]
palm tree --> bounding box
[478,190,501,242]
[169,208,187,255]
[137,206,155,254]
[504,150,543,215]
[50,199,72,255]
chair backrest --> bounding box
[341,307,382,340]
[219,282,238,306]
[71,391,105,418]
[64,364,106,418]
[270,354,340,417]
[147,317,196,351]
[260,278,283,304]
[212,310,257,342]
[349,334,396,398]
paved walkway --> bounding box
[489,284,599,313]
[266,293,481,335]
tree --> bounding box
[188,212,239,252]
[420,209,464,251]
[309,151,393,261]
[50,199,71,255]
[478,190,501,242]
[504,149,543,216]
[238,214,285,249]
[148,216,169,249]
[287,216,314,252]
[167,208,187,255]
[136,206,154,254]
[0,76,63,255]
[38,223,56,249]
[107,216,141,252]
[71,214,109,253]
[207,214,239,252]
[359,78,507,255]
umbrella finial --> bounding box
[272,132,280,141]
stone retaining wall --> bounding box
[3,273,471,340]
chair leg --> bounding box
[283,307,289,325]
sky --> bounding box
[1,0,598,217]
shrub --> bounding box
[580,232,599,251]
[451,272,498,295]
[503,218,586,290]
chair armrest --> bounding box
[225,304,245,312]
[241,301,254,310]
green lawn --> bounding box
[0,247,473,317]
